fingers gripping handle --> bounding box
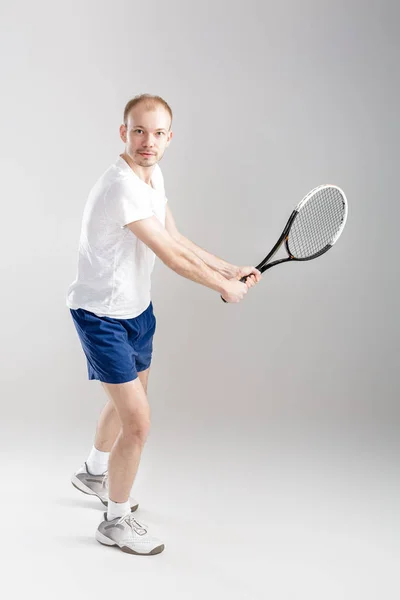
[220,275,249,303]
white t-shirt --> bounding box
[66,155,168,319]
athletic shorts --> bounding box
[69,302,156,384]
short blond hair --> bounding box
[123,94,173,129]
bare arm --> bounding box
[126,216,229,294]
[176,235,239,278]
[164,203,239,279]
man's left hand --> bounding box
[230,265,262,288]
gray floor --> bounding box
[3,417,398,600]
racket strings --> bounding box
[288,187,346,259]
[291,198,341,256]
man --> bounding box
[66,94,261,556]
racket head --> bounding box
[285,184,348,261]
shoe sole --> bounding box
[71,476,139,511]
[95,530,165,555]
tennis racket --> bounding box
[221,184,348,302]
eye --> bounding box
[156,132,165,136]
[134,129,143,134]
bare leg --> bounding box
[94,368,150,451]
[101,375,151,503]
[137,368,150,396]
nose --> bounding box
[142,133,155,148]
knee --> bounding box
[123,417,151,445]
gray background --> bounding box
[1,1,398,598]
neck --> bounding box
[120,153,154,186]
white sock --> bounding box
[86,446,109,475]
[107,499,131,521]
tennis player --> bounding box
[66,94,261,555]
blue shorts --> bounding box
[69,302,156,384]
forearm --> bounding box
[165,243,229,294]
[177,234,238,279]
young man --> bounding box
[66,94,261,556]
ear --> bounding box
[166,130,173,146]
[119,124,127,143]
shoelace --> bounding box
[116,512,148,535]
[102,472,148,531]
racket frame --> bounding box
[245,184,348,279]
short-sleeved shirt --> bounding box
[66,155,168,319]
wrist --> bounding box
[220,264,240,279]
[217,279,230,295]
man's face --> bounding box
[120,103,173,167]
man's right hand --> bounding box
[220,279,249,303]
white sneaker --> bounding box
[96,512,165,555]
[71,463,139,511]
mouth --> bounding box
[139,152,155,157]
